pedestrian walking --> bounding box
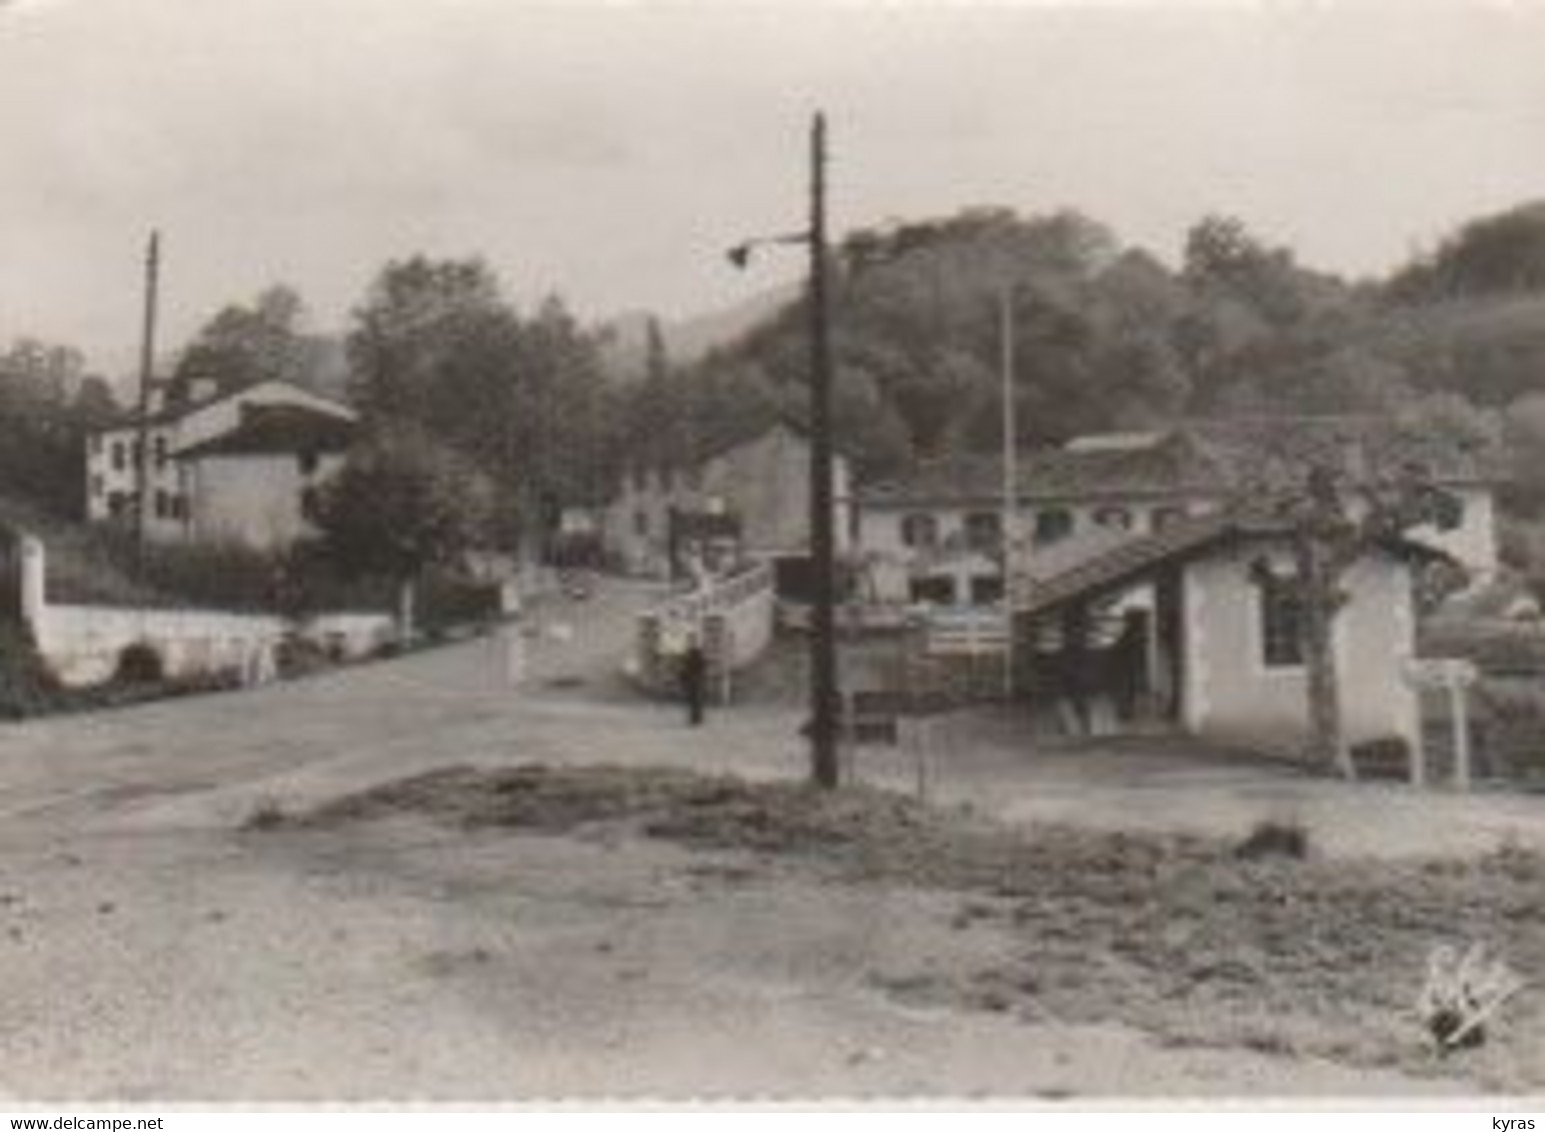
[680,637,707,727]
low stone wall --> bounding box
[16,534,394,689]
[632,562,776,701]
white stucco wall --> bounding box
[1181,542,1421,754]
[698,426,853,558]
[85,425,187,538]
[187,451,343,551]
[85,381,356,540]
[1401,485,1497,586]
[857,496,1219,604]
[18,535,392,688]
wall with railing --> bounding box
[632,561,776,701]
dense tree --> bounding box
[310,426,494,637]
[346,257,615,554]
[0,338,112,517]
[1253,464,1460,777]
[170,285,331,404]
[684,207,1204,466]
[1389,202,1545,302]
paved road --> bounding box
[0,579,1519,1100]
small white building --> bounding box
[85,379,357,550]
[1010,508,1442,757]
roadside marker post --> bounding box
[1402,658,1480,790]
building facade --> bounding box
[856,420,1500,608]
[85,379,357,550]
[606,421,854,579]
[1007,510,1434,755]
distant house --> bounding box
[1006,507,1443,756]
[856,418,1500,607]
[174,404,355,551]
[85,379,357,550]
[605,419,854,581]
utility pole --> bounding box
[724,113,840,789]
[999,283,1018,701]
[134,230,161,575]
[808,111,840,789]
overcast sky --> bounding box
[3,0,1545,374]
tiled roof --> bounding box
[860,430,1225,506]
[859,416,1500,507]
[89,378,355,433]
[1014,505,1449,619]
[175,404,356,459]
[1181,416,1499,488]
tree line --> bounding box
[9,198,1545,584]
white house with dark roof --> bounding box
[1003,506,1444,757]
[85,379,357,550]
[855,417,1501,608]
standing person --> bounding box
[680,636,708,727]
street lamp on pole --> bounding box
[727,112,840,790]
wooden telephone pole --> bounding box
[134,230,161,574]
[999,284,1019,700]
[724,113,840,789]
[807,111,840,790]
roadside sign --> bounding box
[1402,658,1479,688]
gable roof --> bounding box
[1180,415,1499,489]
[860,430,1224,507]
[175,403,356,460]
[628,412,857,482]
[1014,506,1450,620]
[91,378,355,433]
[859,416,1500,508]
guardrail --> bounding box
[923,607,1010,656]
[632,561,777,701]
[654,561,773,624]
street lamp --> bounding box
[727,111,840,790]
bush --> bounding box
[418,570,501,632]
[1350,735,1413,780]
[274,634,333,680]
[1235,819,1309,860]
[0,619,60,719]
[114,641,164,685]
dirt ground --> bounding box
[1,578,1542,1101]
[263,763,1545,1097]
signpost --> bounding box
[1402,658,1480,789]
